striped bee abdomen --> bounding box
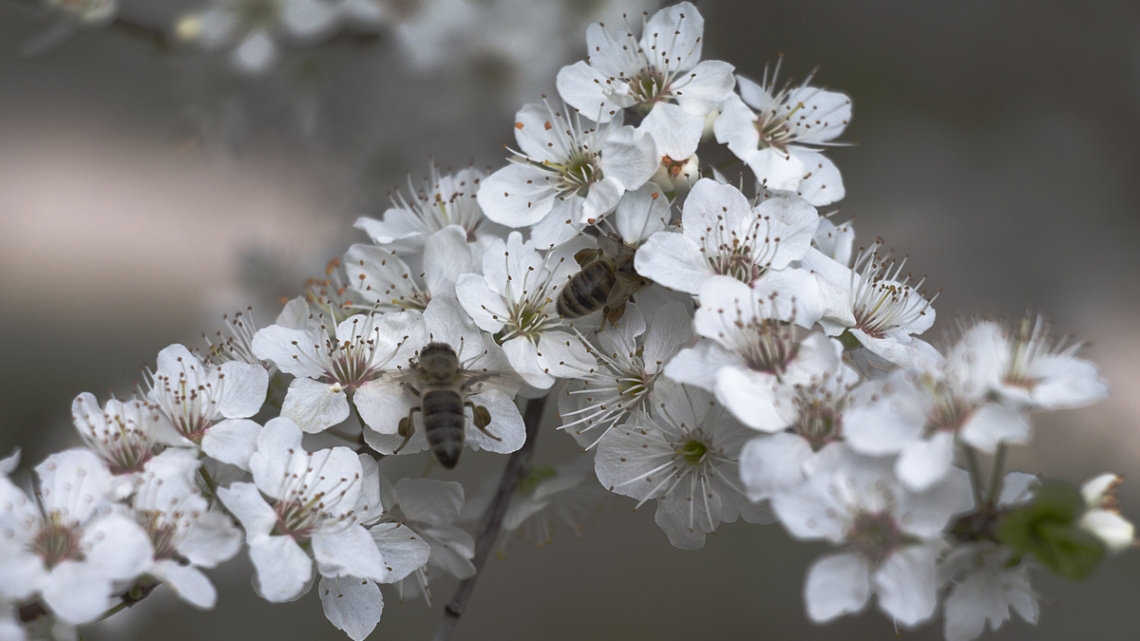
[557,261,616,318]
[422,389,467,469]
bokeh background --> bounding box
[2,0,1139,639]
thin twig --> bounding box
[432,396,545,641]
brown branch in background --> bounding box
[431,396,545,641]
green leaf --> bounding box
[995,479,1106,581]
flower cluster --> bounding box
[1,3,1132,641]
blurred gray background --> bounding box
[2,0,1139,639]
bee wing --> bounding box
[460,368,525,397]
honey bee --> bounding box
[395,342,501,469]
[556,235,649,324]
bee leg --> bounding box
[466,402,501,441]
[602,301,627,328]
[394,406,420,454]
[573,248,601,267]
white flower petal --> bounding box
[663,340,737,392]
[874,544,940,626]
[466,392,525,454]
[423,226,475,296]
[250,534,313,602]
[477,163,556,229]
[674,60,735,115]
[598,125,658,189]
[580,177,624,225]
[455,273,508,334]
[715,367,784,432]
[896,430,955,492]
[216,482,277,540]
[232,30,276,75]
[739,434,813,500]
[642,301,692,369]
[960,404,1030,453]
[281,377,350,434]
[354,378,416,436]
[536,330,594,379]
[35,449,110,521]
[804,552,871,622]
[83,512,152,582]
[634,230,710,295]
[1027,355,1109,409]
[176,508,243,568]
[200,418,261,470]
[556,61,621,122]
[369,522,432,582]
[897,467,974,538]
[152,560,216,609]
[251,325,327,379]
[641,102,705,159]
[217,360,269,418]
[41,561,113,625]
[319,576,384,641]
[791,150,845,206]
[313,526,388,584]
[503,337,555,389]
[613,183,669,246]
[641,2,704,73]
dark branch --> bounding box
[432,396,545,641]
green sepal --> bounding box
[837,329,862,351]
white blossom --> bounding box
[939,472,1042,641]
[373,476,473,605]
[355,165,491,254]
[0,450,153,625]
[70,393,181,495]
[251,309,420,433]
[559,302,690,447]
[595,381,772,549]
[953,313,1108,412]
[635,178,820,296]
[455,232,594,389]
[772,447,972,627]
[478,102,658,246]
[802,241,940,368]
[146,344,269,470]
[738,336,863,500]
[665,276,834,429]
[217,418,388,604]
[714,60,850,205]
[498,457,610,549]
[1078,473,1134,554]
[131,452,243,609]
[844,364,1030,492]
[941,544,1040,641]
[176,0,343,75]
[345,225,477,313]
[556,2,734,158]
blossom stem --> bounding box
[986,443,1008,506]
[432,396,546,641]
[199,466,218,499]
[964,446,986,507]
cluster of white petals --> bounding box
[2,3,1131,641]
